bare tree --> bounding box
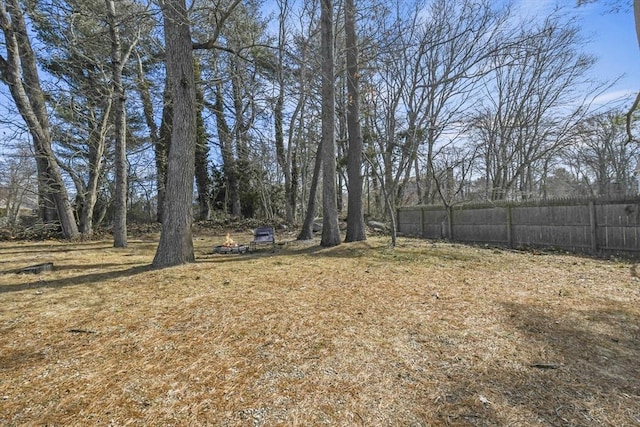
[472,13,600,200]
[274,0,295,224]
[105,0,141,247]
[295,1,323,240]
[359,0,507,219]
[0,147,37,229]
[401,0,508,205]
[152,0,197,268]
[0,0,79,239]
[567,110,640,196]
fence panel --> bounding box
[397,198,640,257]
[452,207,508,244]
[396,209,422,236]
[596,202,640,252]
[511,205,592,252]
[423,209,448,239]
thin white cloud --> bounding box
[590,89,637,106]
[511,0,595,21]
[513,0,557,18]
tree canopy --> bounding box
[0,0,637,255]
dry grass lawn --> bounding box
[1,231,639,426]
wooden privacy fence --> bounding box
[397,197,640,257]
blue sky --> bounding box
[515,0,639,106]
[582,4,639,102]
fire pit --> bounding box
[213,233,249,254]
[213,244,249,254]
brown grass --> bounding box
[1,232,639,426]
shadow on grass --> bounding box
[196,242,379,264]
[436,301,640,425]
[196,240,324,262]
[0,265,153,294]
[0,242,113,255]
[197,239,485,267]
[2,261,148,275]
[0,240,158,256]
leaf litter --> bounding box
[0,234,638,426]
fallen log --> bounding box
[17,263,54,274]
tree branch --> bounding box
[191,0,242,50]
[192,41,236,53]
[626,91,640,144]
[0,54,9,83]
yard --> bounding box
[1,232,639,426]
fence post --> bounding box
[420,207,425,237]
[506,205,513,248]
[589,200,598,253]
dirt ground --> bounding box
[1,232,639,426]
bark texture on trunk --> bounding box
[320,0,340,247]
[152,0,197,268]
[106,0,128,248]
[344,0,366,242]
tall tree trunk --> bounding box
[213,80,240,217]
[230,58,247,218]
[635,0,640,48]
[273,91,294,224]
[319,0,340,247]
[35,160,57,222]
[134,51,166,223]
[275,86,293,223]
[194,59,212,221]
[157,86,172,222]
[289,37,312,224]
[344,0,365,242]
[106,0,130,248]
[298,139,323,240]
[275,0,294,224]
[414,157,423,204]
[337,100,346,216]
[632,2,640,138]
[290,148,299,220]
[153,0,197,268]
[79,102,111,235]
[0,0,79,239]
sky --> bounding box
[515,0,639,107]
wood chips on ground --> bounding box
[0,233,639,426]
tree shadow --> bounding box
[1,262,145,275]
[0,265,153,294]
[435,301,640,425]
[0,240,158,256]
[0,242,114,255]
